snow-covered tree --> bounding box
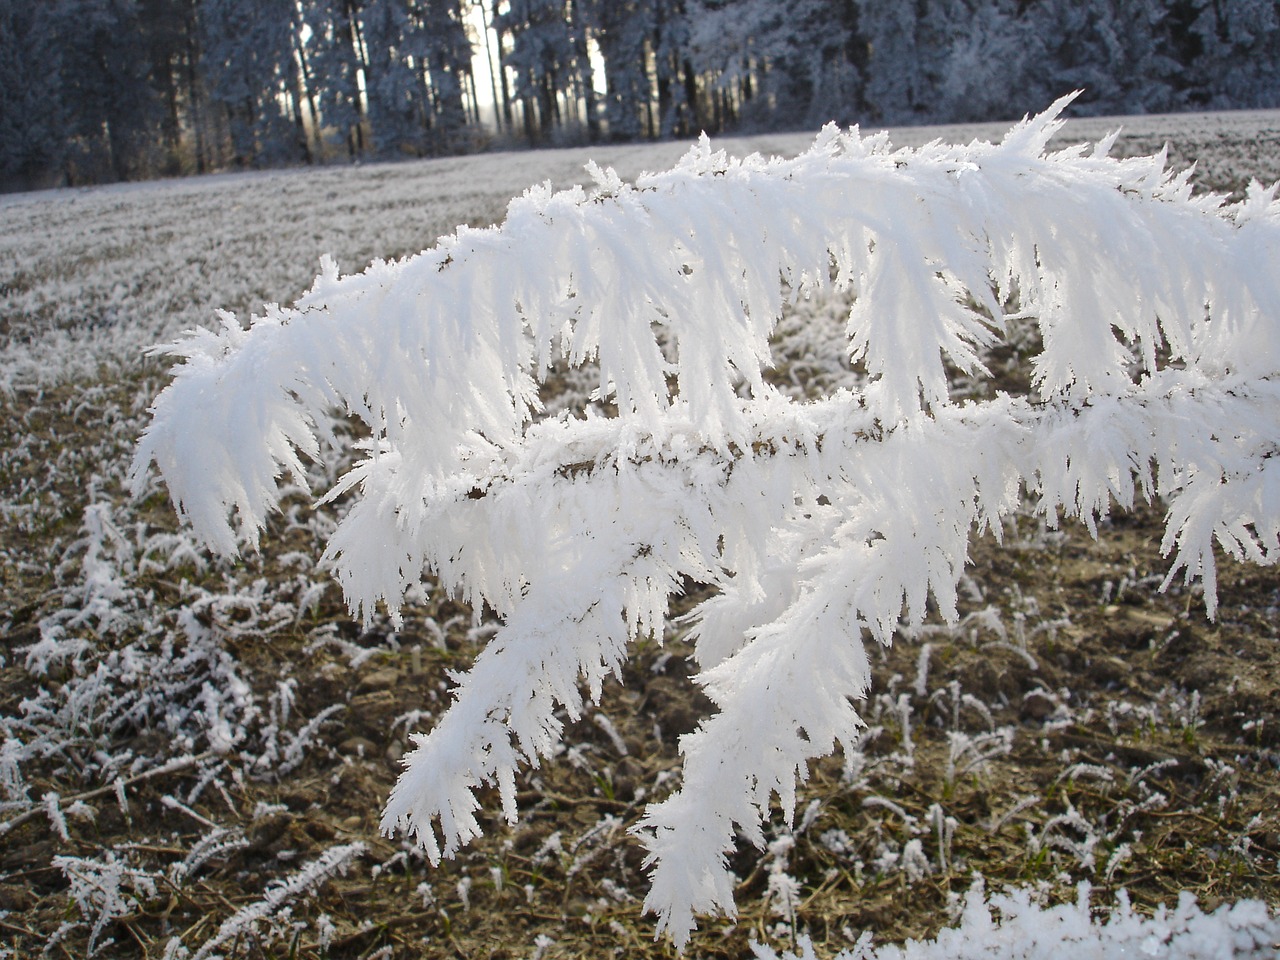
[851,0,930,122]
[583,0,653,140]
[497,0,580,141]
[1018,0,1187,116]
[53,0,165,182]
[770,0,862,129]
[927,0,1038,123]
[0,1,68,189]
[359,0,426,154]
[133,97,1280,948]
[360,0,473,156]
[646,0,695,137]
[304,0,371,157]
[199,0,308,167]
[686,0,861,130]
[1185,0,1280,109]
[416,0,475,149]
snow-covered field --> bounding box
[5,108,1279,391]
[2,109,1279,958]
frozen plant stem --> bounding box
[0,752,213,837]
[133,94,1280,949]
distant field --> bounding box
[4,107,1278,389]
[2,109,1278,959]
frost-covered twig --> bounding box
[186,842,365,960]
[54,851,160,956]
[134,95,1280,948]
[0,752,211,837]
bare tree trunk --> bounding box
[477,0,503,131]
[185,27,208,173]
[568,0,599,141]
[344,0,370,154]
[297,52,322,159]
[494,6,514,129]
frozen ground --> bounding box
[1,109,1278,958]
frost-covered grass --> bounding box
[754,883,1280,960]
[2,109,1279,959]
[0,134,804,393]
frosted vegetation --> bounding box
[135,95,1279,948]
[753,883,1279,960]
[2,105,1279,957]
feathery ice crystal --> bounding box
[133,95,1280,948]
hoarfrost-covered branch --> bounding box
[133,94,1280,948]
